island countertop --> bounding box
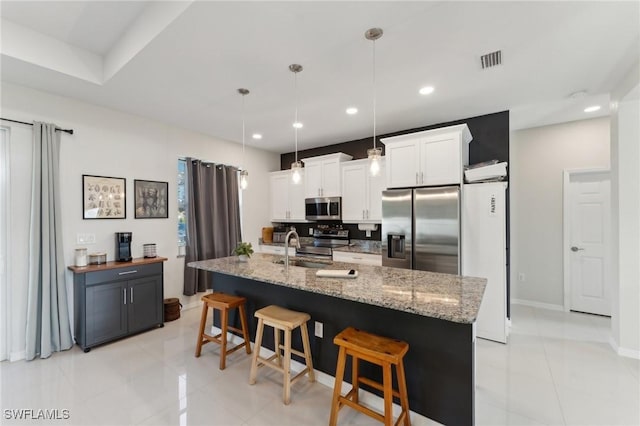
[188,253,486,324]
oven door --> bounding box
[305,197,341,221]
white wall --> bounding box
[510,117,610,307]
[610,58,640,357]
[1,82,279,360]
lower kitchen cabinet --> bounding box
[332,250,382,266]
[69,257,167,352]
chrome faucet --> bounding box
[284,229,301,268]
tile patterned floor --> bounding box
[1,304,638,425]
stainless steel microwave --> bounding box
[305,197,341,221]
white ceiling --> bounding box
[1,1,638,153]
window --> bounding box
[177,159,187,247]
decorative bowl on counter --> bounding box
[88,252,107,265]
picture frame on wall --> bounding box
[134,180,169,219]
[82,175,126,219]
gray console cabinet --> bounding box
[70,258,166,352]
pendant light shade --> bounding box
[238,88,249,190]
[289,63,303,184]
[365,27,383,176]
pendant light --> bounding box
[365,27,383,176]
[238,88,249,190]
[289,63,303,184]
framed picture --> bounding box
[82,175,126,219]
[134,180,169,219]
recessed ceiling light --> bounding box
[569,90,588,99]
[584,105,601,113]
[293,122,303,129]
[346,107,358,115]
[419,86,435,95]
[252,133,262,140]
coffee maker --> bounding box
[116,232,132,262]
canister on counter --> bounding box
[75,248,88,267]
[262,227,273,243]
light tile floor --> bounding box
[1,304,638,425]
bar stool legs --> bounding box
[195,292,252,370]
[330,327,411,426]
[249,305,315,405]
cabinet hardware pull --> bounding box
[421,172,424,184]
[123,288,127,305]
[118,270,138,275]
[416,172,418,184]
[130,288,134,304]
[363,210,365,219]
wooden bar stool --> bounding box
[329,327,410,426]
[195,292,251,370]
[249,305,315,404]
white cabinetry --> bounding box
[269,170,306,222]
[341,158,385,223]
[381,124,472,189]
[302,153,352,198]
[462,182,508,343]
[333,251,382,266]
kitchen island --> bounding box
[189,253,486,425]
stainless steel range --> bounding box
[296,225,349,259]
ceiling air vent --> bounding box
[480,50,502,69]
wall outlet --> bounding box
[77,233,96,244]
[309,227,314,235]
[314,321,323,338]
[518,272,525,282]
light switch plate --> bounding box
[314,321,323,338]
[77,233,96,244]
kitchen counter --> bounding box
[189,253,483,425]
[188,253,484,324]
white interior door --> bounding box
[567,171,611,316]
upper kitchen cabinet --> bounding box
[341,158,385,223]
[269,170,306,222]
[302,153,353,198]
[381,124,472,188]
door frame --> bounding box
[562,167,611,312]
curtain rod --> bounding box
[1,118,74,135]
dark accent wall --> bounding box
[281,110,509,169]
[275,221,381,241]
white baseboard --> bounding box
[181,301,200,311]
[512,299,564,311]
[210,326,438,424]
[609,336,640,360]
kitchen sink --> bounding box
[273,259,330,269]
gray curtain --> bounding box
[25,122,73,360]
[183,159,241,296]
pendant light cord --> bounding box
[294,71,299,163]
[372,38,377,151]
[242,94,246,168]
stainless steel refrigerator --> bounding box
[382,186,460,274]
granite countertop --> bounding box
[188,253,486,324]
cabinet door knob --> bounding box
[123,288,127,305]
[130,288,134,304]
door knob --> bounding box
[571,246,584,252]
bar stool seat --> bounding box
[195,292,251,370]
[249,305,315,404]
[330,327,411,426]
